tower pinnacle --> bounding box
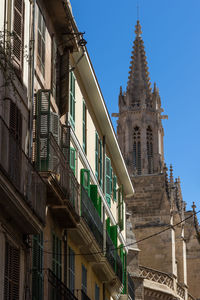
[127,21,151,103]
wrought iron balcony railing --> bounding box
[36,132,79,214]
[48,268,78,300]
[81,186,103,250]
[106,232,123,283]
[128,273,135,300]
[0,116,46,224]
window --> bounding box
[81,264,87,297]
[37,8,46,76]
[4,240,20,300]
[68,247,75,293]
[147,126,153,174]
[70,147,76,175]
[105,157,112,207]
[70,72,75,129]
[32,233,43,300]
[95,283,100,300]
[133,126,141,175]
[52,233,62,280]
[95,132,103,187]
[83,100,86,152]
[13,0,24,74]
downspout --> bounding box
[29,0,36,159]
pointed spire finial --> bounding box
[120,86,122,95]
[135,20,142,37]
[192,202,196,212]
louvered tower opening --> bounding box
[147,126,153,174]
[133,126,141,175]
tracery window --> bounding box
[147,126,153,174]
[133,126,141,175]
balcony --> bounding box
[139,265,192,300]
[36,131,80,228]
[0,116,46,233]
[106,232,123,283]
[81,186,103,250]
[48,268,78,300]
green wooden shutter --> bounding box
[90,185,98,208]
[36,89,51,171]
[97,196,102,218]
[83,100,86,152]
[81,169,90,196]
[113,175,117,202]
[106,218,110,236]
[32,233,43,300]
[118,186,124,231]
[70,72,75,129]
[105,157,111,207]
[70,148,76,175]
[99,140,103,187]
[110,225,117,249]
[52,232,62,280]
[110,167,113,199]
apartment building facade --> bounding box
[0,1,135,300]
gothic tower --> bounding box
[115,20,200,299]
[117,20,166,176]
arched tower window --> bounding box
[133,126,141,175]
[147,126,153,174]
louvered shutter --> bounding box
[36,90,50,171]
[4,241,20,300]
[13,0,24,73]
[9,101,22,189]
[49,112,60,172]
[59,49,69,116]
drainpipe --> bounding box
[28,0,36,159]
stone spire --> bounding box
[127,20,152,103]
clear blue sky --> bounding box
[71,0,200,215]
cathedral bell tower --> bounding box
[117,21,167,176]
